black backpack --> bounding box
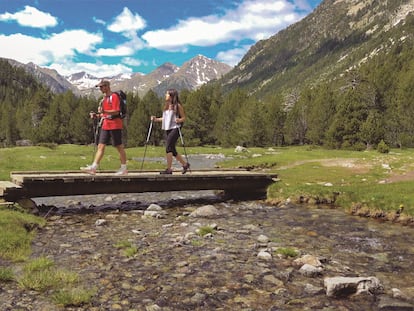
[110,90,127,119]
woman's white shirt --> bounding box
[162,109,179,130]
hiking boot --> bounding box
[182,163,190,175]
[81,164,96,175]
[160,169,173,175]
[115,167,128,175]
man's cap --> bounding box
[95,79,110,87]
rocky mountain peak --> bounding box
[73,55,232,97]
[179,54,232,87]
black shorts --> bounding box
[165,128,179,156]
[98,129,123,146]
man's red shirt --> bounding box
[101,93,123,130]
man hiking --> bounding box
[81,79,128,175]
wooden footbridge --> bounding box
[0,169,278,208]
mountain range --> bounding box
[4,0,414,102]
[3,54,232,98]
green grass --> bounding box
[0,266,14,282]
[52,287,96,307]
[275,247,299,258]
[0,209,46,261]
[114,240,138,257]
[196,225,216,237]
[18,256,95,307]
[113,240,133,249]
[23,256,55,273]
[0,205,93,307]
[19,257,78,292]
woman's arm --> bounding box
[176,104,186,123]
[151,116,162,122]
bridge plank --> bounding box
[1,169,277,202]
[0,181,21,196]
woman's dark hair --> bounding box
[164,88,181,112]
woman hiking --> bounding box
[151,88,190,174]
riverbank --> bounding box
[218,146,414,224]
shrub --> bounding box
[377,140,390,153]
[19,257,79,292]
[197,226,216,237]
[53,287,96,307]
[353,142,367,151]
[275,247,299,258]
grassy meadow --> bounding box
[0,144,414,221]
[0,144,413,222]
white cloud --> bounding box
[122,57,147,67]
[142,0,305,51]
[49,30,102,58]
[0,28,131,76]
[93,17,106,26]
[0,30,101,65]
[216,46,251,67]
[96,45,134,57]
[0,6,138,77]
[95,8,146,58]
[108,7,146,34]
[0,5,58,28]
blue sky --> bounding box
[0,0,322,77]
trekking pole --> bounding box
[92,116,99,161]
[140,120,153,170]
[177,126,190,171]
[92,114,103,169]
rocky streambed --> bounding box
[1,190,414,311]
